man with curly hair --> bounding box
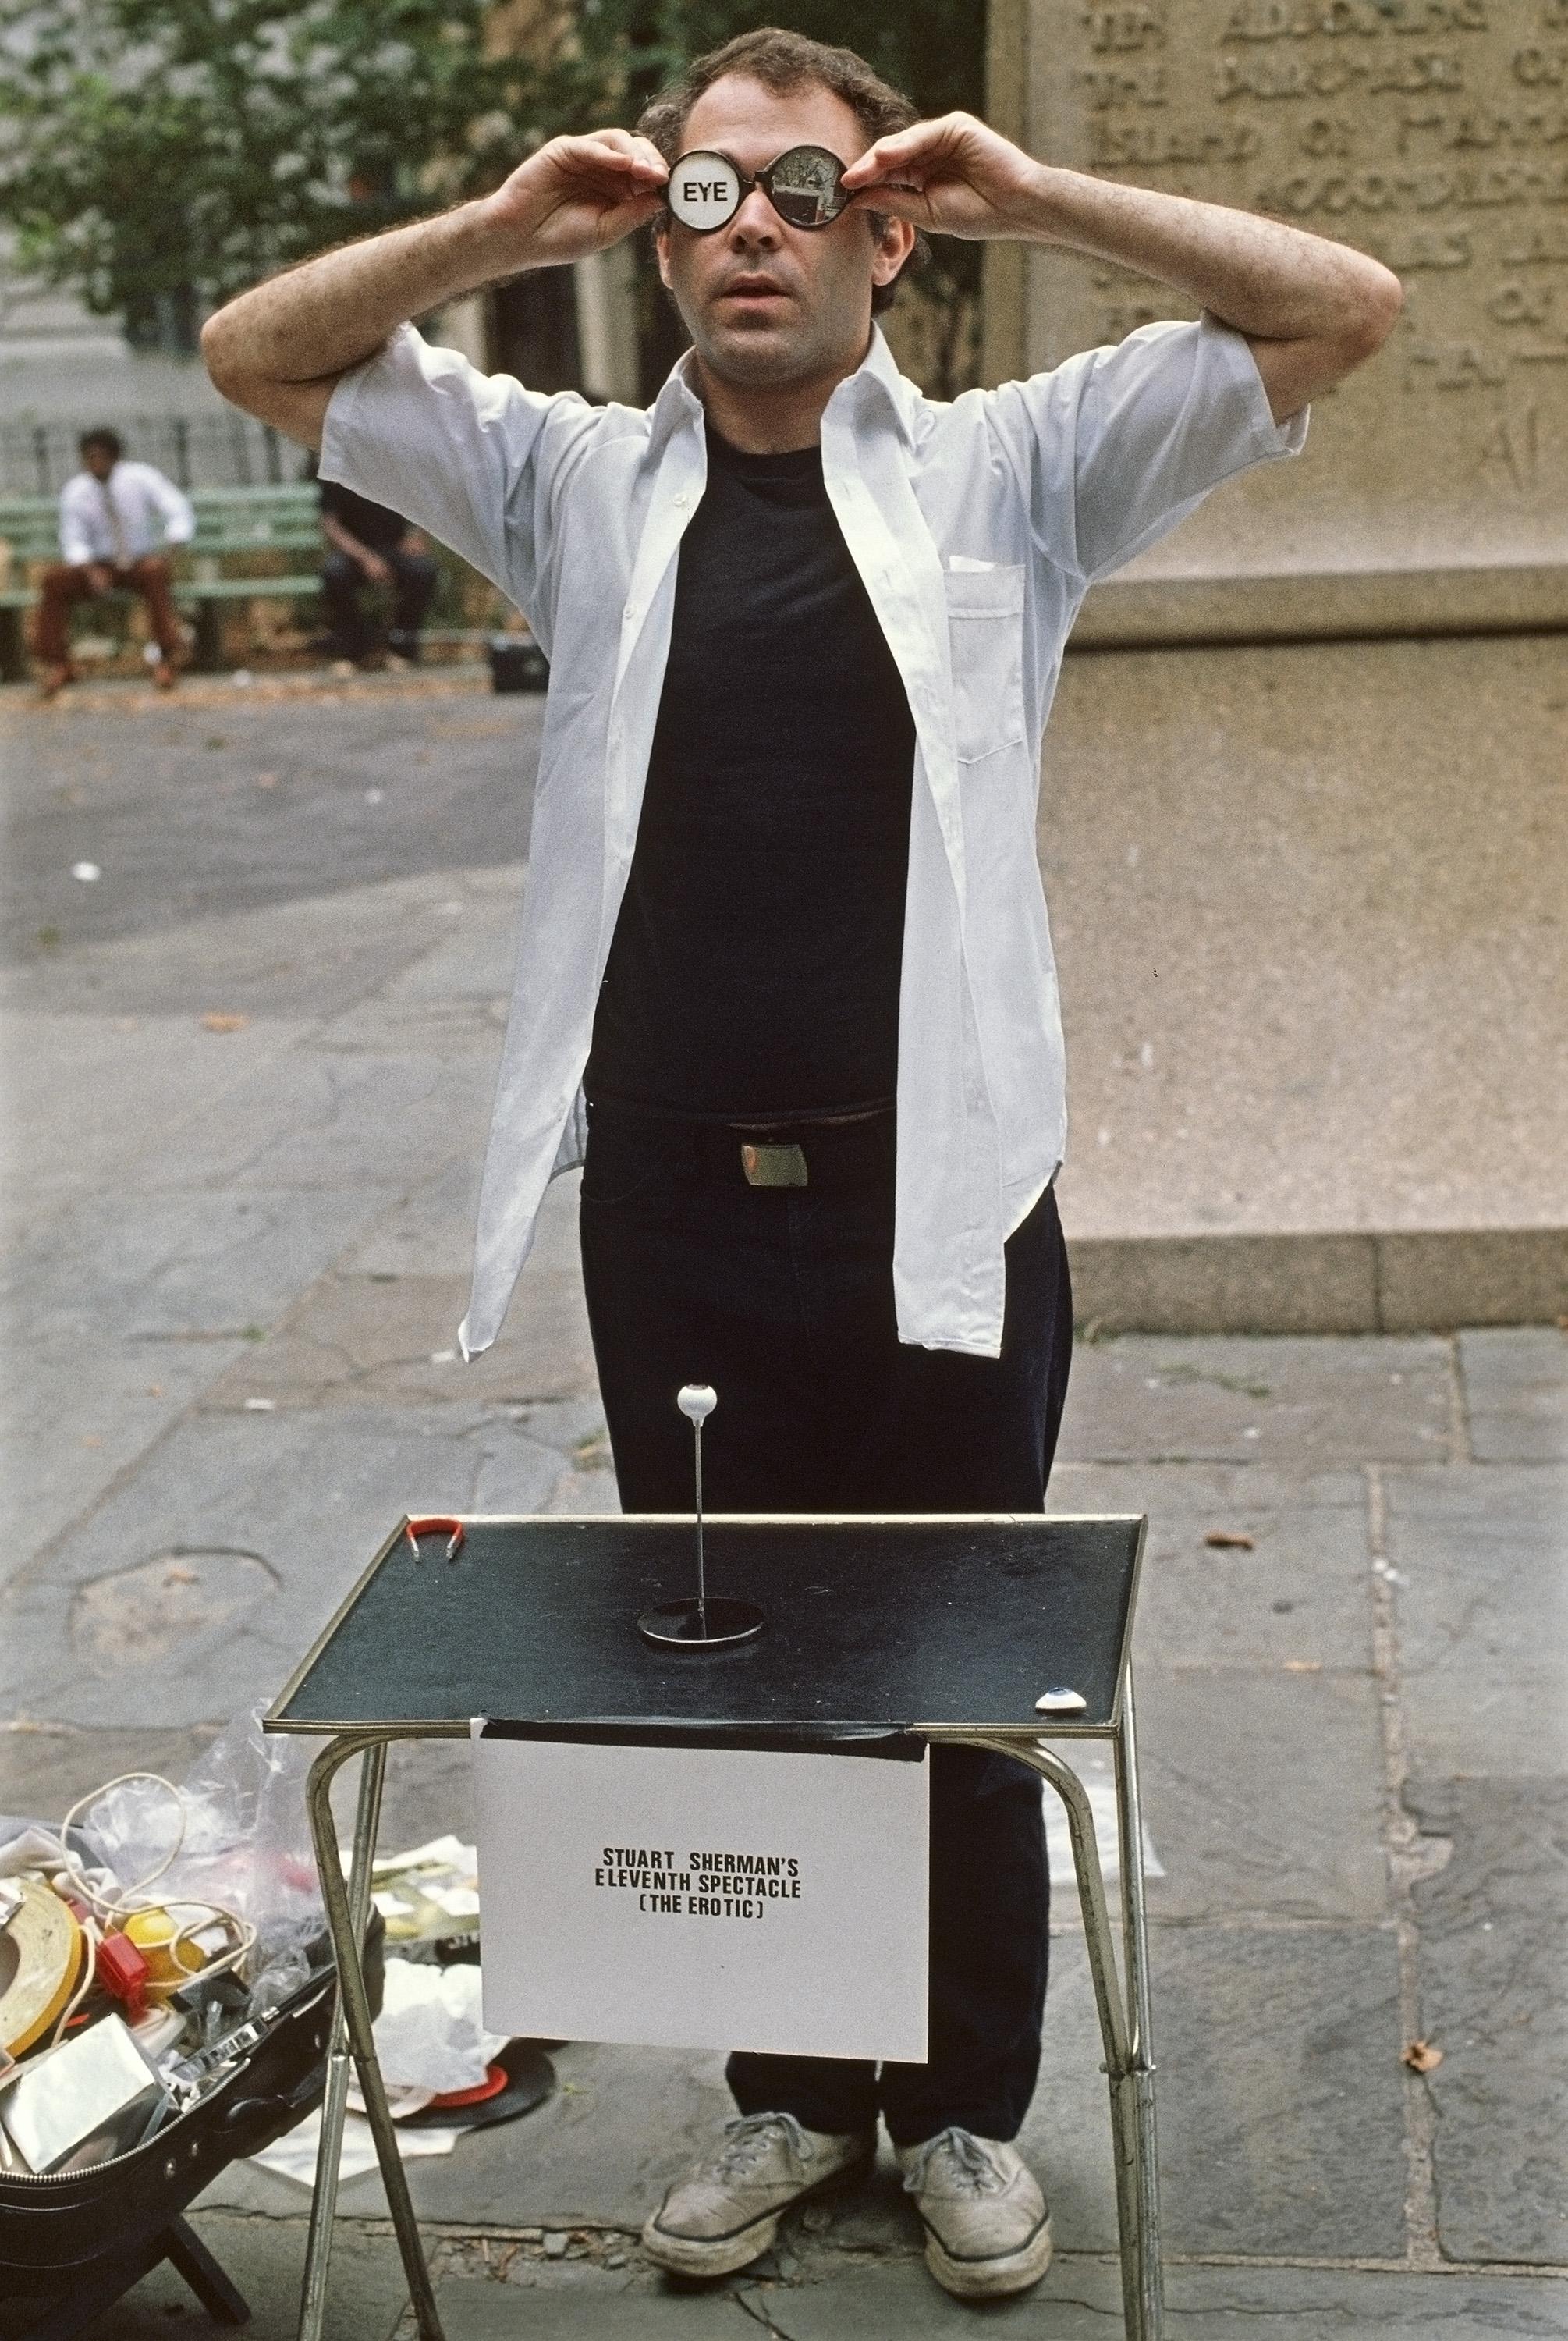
[204,26,1399,2300]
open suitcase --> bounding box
[0,1919,385,2341]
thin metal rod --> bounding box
[923,1725,1160,2340]
[299,1740,385,2341]
[303,1732,445,2341]
[1115,1671,1164,2337]
[694,1420,708,1636]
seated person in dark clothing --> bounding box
[317,474,438,663]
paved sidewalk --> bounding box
[1,677,1564,2339]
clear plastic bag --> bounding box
[76,1702,325,1988]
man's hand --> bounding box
[83,563,115,595]
[359,550,393,586]
[840,114,1041,240]
[480,130,669,272]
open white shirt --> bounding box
[321,314,1305,1360]
[58,462,196,566]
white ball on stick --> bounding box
[678,1384,717,1426]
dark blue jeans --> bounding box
[578,1100,1073,2146]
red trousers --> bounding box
[33,556,182,667]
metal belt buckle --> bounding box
[740,1141,809,1188]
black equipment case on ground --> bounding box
[0,1920,385,2341]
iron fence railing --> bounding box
[0,413,309,496]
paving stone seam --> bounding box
[1365,1461,1446,2275]
[1446,1333,1478,1465]
[319,2211,1568,2279]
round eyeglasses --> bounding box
[665,144,854,234]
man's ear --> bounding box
[869,212,917,290]
[653,220,673,292]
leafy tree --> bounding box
[0,1,548,347]
[0,0,985,382]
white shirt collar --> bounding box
[648,322,915,456]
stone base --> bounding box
[1066,1227,1567,1336]
[1045,630,1566,1334]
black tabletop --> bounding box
[266,1513,1145,1742]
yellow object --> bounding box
[0,1879,84,2055]
[125,1906,210,1995]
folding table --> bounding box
[264,1509,1161,2339]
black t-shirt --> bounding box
[318,478,411,554]
[585,425,917,1120]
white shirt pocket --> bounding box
[943,562,1027,766]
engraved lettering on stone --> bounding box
[1476,407,1541,488]
[1395,103,1568,150]
[1077,64,1172,106]
[1488,278,1558,322]
[1513,48,1568,86]
[1405,336,1509,383]
[1222,0,1489,38]
[1092,117,1260,165]
[1377,225,1475,266]
[1258,162,1568,210]
[1083,5,1169,53]
[1215,52,1467,97]
[1038,0,1568,524]
[1297,114,1357,156]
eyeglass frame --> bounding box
[663,143,864,235]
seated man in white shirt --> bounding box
[34,428,196,698]
[201,25,1400,2305]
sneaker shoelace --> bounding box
[705,2111,814,2182]
[901,2126,1006,2197]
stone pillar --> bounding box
[986,0,1567,1330]
[573,245,641,406]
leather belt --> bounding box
[589,1101,896,1191]
[697,1114,895,1188]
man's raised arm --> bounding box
[843,115,1403,422]
[201,130,669,450]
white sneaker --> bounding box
[642,2110,874,2278]
[897,2126,1053,2298]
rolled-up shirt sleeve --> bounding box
[992,314,1308,584]
[319,323,604,630]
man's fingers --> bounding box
[554,131,667,185]
[842,115,966,190]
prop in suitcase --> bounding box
[0,1711,388,2338]
[0,1919,385,2339]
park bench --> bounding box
[0,483,325,680]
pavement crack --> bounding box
[735,2287,801,2339]
[1445,1333,1476,1464]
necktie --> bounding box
[100,476,130,565]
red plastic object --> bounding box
[95,1931,151,2019]
[426,2062,508,2110]
[405,1515,466,1561]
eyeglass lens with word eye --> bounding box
[666,144,855,233]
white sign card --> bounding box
[472,1728,929,2062]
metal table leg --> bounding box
[297,1737,385,2341]
[1114,1671,1164,2339]
[945,1703,1162,2341]
[301,1732,445,2341]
